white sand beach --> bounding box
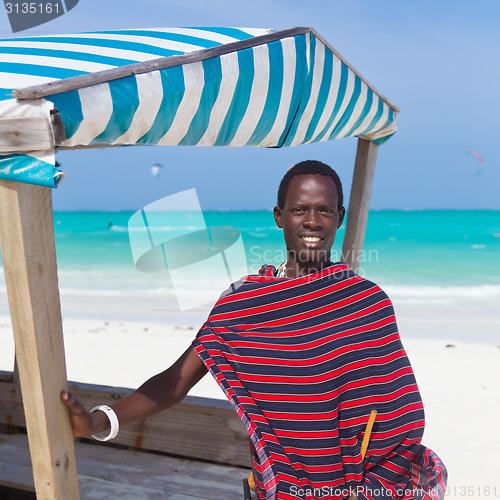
[1,290,499,499]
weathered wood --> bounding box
[0,433,250,499]
[0,377,251,467]
[0,117,53,153]
[0,181,79,499]
[341,138,379,273]
[0,378,25,430]
[2,363,21,434]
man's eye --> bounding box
[291,208,305,213]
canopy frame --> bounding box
[11,27,399,115]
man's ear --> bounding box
[337,207,346,229]
[273,206,283,229]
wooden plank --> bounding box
[74,441,248,499]
[0,181,79,499]
[341,138,379,273]
[73,384,250,466]
[0,455,35,492]
[0,117,53,153]
[0,433,250,500]
[0,378,251,467]
[0,378,25,428]
[0,368,23,434]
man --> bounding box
[62,160,446,499]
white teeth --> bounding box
[302,236,321,242]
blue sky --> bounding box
[1,0,499,210]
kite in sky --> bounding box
[151,163,162,178]
[467,151,484,176]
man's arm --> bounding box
[60,346,207,437]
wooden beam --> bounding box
[0,377,251,468]
[0,117,54,153]
[0,433,250,499]
[0,180,79,499]
[341,138,379,273]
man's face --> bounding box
[274,174,345,268]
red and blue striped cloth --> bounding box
[192,263,447,499]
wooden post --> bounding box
[0,180,79,499]
[341,138,379,273]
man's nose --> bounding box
[303,210,322,229]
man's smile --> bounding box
[300,235,323,243]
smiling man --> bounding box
[61,160,446,500]
[273,161,345,278]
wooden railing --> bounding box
[0,370,250,468]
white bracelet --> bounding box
[90,405,119,442]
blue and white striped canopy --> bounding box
[0,27,398,187]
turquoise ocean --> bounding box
[34,210,500,303]
[1,210,498,311]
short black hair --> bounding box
[277,160,344,209]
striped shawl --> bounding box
[192,263,446,499]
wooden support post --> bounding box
[341,138,379,273]
[0,180,79,499]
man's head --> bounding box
[277,160,344,210]
[273,161,345,276]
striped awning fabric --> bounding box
[0,27,398,187]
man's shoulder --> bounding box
[216,264,393,303]
[333,266,392,300]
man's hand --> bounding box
[59,346,208,438]
[60,391,105,437]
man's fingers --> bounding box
[60,390,74,407]
[60,391,94,437]
[60,391,86,415]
